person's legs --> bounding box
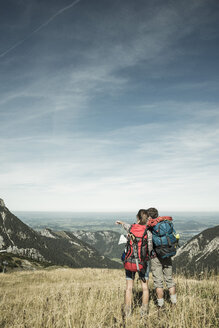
[162,258,177,305]
[140,279,149,317]
[140,260,150,306]
[169,286,177,305]
[151,257,164,307]
[125,270,135,316]
[141,279,149,305]
[156,287,164,299]
[125,279,134,306]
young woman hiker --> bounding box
[116,209,152,317]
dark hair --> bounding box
[146,207,159,219]
[136,209,148,225]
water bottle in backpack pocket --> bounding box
[121,249,126,262]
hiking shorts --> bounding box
[151,256,175,289]
[126,261,150,281]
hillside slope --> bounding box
[0,251,50,272]
[173,225,219,274]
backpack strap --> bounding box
[142,226,148,238]
[166,221,173,246]
[124,224,135,261]
[128,224,138,242]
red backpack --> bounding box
[124,224,149,273]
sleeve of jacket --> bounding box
[122,222,131,232]
[147,230,153,255]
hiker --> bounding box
[116,209,152,317]
[146,207,177,309]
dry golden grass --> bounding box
[0,268,218,328]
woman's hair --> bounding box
[136,209,148,225]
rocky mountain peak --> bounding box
[0,199,5,207]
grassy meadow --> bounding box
[0,268,218,328]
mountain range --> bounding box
[1,198,218,274]
[0,199,121,270]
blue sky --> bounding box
[0,0,219,211]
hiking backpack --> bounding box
[124,224,149,274]
[150,217,177,259]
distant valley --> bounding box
[15,210,219,246]
[74,230,124,260]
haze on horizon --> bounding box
[0,0,219,212]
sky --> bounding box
[0,0,219,212]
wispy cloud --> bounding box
[1,103,219,211]
[0,0,81,58]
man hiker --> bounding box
[146,207,177,310]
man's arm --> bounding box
[147,230,153,254]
